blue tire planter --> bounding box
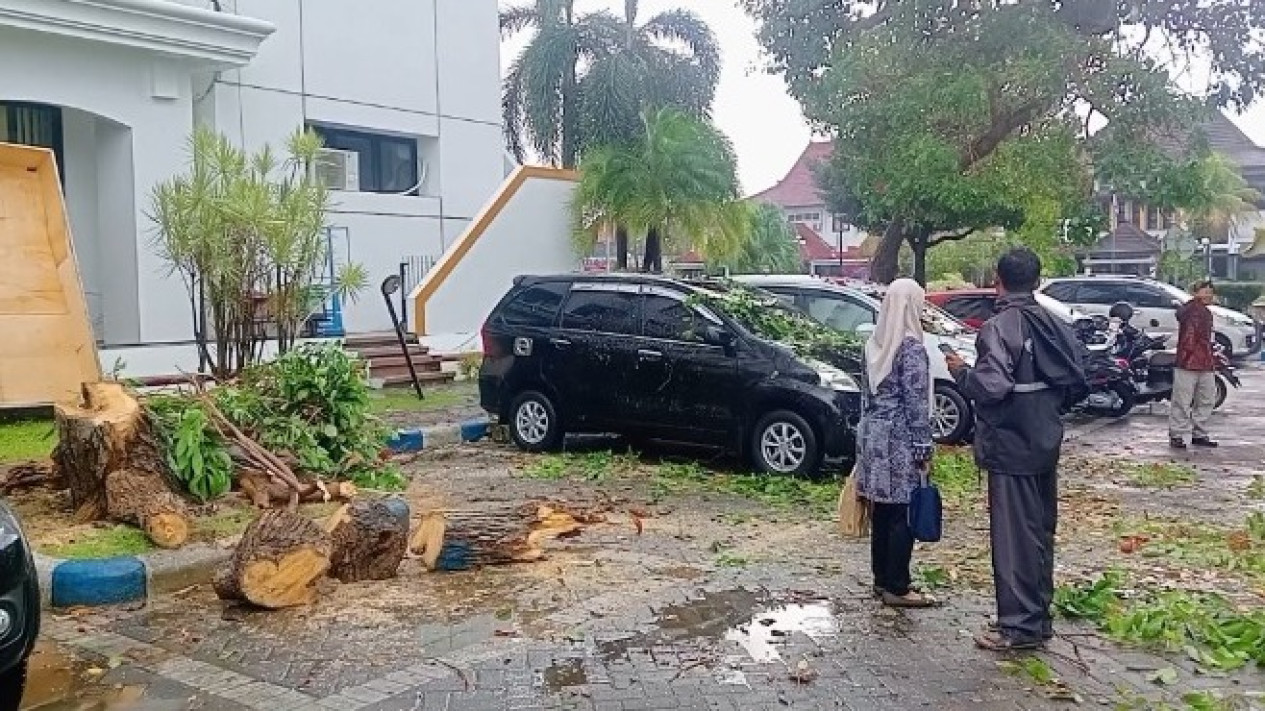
[51,556,146,608]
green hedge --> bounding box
[1215,282,1265,312]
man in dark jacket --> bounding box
[944,248,1087,650]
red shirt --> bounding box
[1175,300,1215,371]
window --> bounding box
[560,289,639,334]
[642,296,706,342]
[945,296,996,323]
[1042,282,1078,302]
[802,294,875,332]
[786,211,823,230]
[1076,282,1128,305]
[310,125,419,194]
[499,283,567,328]
[1125,284,1172,309]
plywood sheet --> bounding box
[0,143,101,406]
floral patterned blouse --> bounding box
[854,336,934,505]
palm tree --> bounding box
[725,203,802,274]
[1186,153,1260,242]
[572,109,749,273]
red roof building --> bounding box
[753,141,835,210]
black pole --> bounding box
[380,275,424,400]
[398,261,409,330]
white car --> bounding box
[732,275,978,444]
[1040,276,1260,359]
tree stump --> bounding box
[409,502,594,572]
[52,382,190,548]
[324,499,409,583]
[213,509,332,608]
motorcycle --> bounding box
[1070,314,1137,417]
[1108,302,1239,411]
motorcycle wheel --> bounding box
[1215,376,1228,411]
[1106,381,1136,418]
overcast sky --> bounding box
[499,0,1265,196]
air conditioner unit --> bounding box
[313,148,360,192]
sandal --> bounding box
[881,590,938,608]
[974,629,1043,651]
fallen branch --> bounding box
[0,461,60,494]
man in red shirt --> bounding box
[1169,280,1218,449]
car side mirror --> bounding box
[704,325,735,348]
[1171,299,1182,309]
[855,323,877,337]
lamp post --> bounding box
[1200,237,1212,277]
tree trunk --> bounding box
[560,33,580,168]
[642,227,664,273]
[869,221,905,284]
[213,509,332,608]
[52,382,190,548]
[323,499,409,583]
[409,502,594,572]
[615,226,629,271]
[911,233,929,286]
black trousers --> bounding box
[989,470,1058,642]
[871,502,914,596]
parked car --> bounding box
[733,275,978,445]
[1,500,39,710]
[1039,276,1260,359]
[927,288,1087,329]
[479,274,863,476]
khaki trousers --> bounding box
[1169,368,1217,439]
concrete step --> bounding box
[352,344,431,359]
[344,331,419,350]
[365,360,444,378]
[376,371,456,388]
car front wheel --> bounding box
[0,660,27,711]
[508,391,563,452]
[932,383,972,445]
[751,410,822,477]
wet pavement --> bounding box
[22,365,1265,710]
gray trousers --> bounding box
[989,471,1057,642]
[1169,368,1217,439]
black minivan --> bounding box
[479,274,862,476]
[1,499,39,709]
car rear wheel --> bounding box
[932,383,971,445]
[509,391,563,452]
[0,660,27,711]
[751,410,821,477]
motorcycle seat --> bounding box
[1149,351,1177,368]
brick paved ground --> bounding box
[24,368,1265,710]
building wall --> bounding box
[202,0,504,335]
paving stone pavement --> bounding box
[27,365,1265,710]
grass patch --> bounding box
[1116,513,1265,584]
[931,447,982,503]
[43,525,155,559]
[367,382,477,415]
[1056,570,1265,672]
[0,418,55,463]
[521,451,641,482]
[653,461,838,514]
[1246,475,1265,501]
[193,507,256,539]
[1125,462,1198,489]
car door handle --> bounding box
[637,349,663,361]
[549,337,571,348]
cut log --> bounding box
[52,382,190,548]
[324,499,408,583]
[239,469,357,509]
[214,509,331,608]
[409,501,593,572]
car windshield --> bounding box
[922,303,971,336]
[1155,281,1193,303]
[692,284,823,341]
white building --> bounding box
[0,0,505,351]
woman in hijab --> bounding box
[855,278,937,608]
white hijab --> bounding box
[864,278,931,406]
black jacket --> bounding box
[952,293,1086,476]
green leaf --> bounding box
[1146,667,1179,685]
[322,424,339,438]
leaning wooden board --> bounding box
[0,143,101,407]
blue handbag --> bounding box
[908,467,943,543]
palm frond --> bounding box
[499,2,540,37]
[639,9,721,89]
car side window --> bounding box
[499,283,568,328]
[803,294,875,332]
[949,297,995,322]
[1075,282,1126,305]
[1126,284,1172,309]
[560,288,639,334]
[1043,282,1078,302]
[760,288,799,308]
[642,295,705,343]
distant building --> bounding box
[751,141,868,277]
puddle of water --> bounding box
[537,658,588,692]
[19,641,145,710]
[724,600,838,663]
[598,589,839,666]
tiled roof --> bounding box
[752,141,834,208]
[794,223,839,262]
[1088,222,1161,256]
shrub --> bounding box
[1214,282,1265,313]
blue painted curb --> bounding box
[51,556,146,608]
[385,418,490,454]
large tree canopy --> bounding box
[743,0,1265,283]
